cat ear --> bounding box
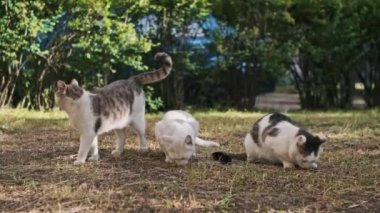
[184,135,193,145]
[56,80,67,94]
[316,134,327,144]
[71,79,79,86]
[296,135,307,146]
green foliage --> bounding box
[286,0,380,108]
[0,0,155,109]
[209,0,295,107]
[1,0,380,110]
[212,0,380,109]
[0,0,61,107]
[145,86,164,112]
[66,0,151,88]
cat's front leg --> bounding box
[192,152,196,158]
[175,160,189,165]
[165,156,173,163]
[246,153,255,162]
[161,146,172,163]
[74,133,96,165]
[282,161,295,169]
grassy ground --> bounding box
[0,109,379,212]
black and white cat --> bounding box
[55,52,172,164]
[155,110,219,165]
[213,113,327,169]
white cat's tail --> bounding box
[195,137,220,147]
[212,152,246,164]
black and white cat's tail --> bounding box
[212,152,246,164]
[195,137,220,147]
[134,52,173,85]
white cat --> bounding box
[213,113,326,169]
[55,52,172,164]
[155,110,220,165]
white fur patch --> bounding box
[244,113,325,169]
[155,110,219,165]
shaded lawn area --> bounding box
[0,109,379,212]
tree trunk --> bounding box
[0,65,18,107]
[372,65,380,106]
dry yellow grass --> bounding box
[1,109,379,212]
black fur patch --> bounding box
[268,112,293,125]
[296,129,323,156]
[267,127,279,137]
[212,152,232,164]
[250,117,263,146]
[94,117,102,133]
[262,113,292,142]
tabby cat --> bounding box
[55,52,172,164]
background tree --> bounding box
[139,0,211,109]
[210,0,295,108]
[1,0,380,110]
[0,0,61,108]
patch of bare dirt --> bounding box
[1,114,380,212]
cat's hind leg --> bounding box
[131,113,148,151]
[244,133,259,162]
[112,128,126,157]
[74,133,96,165]
[88,136,99,162]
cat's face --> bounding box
[55,79,84,111]
[160,134,196,165]
[293,134,326,169]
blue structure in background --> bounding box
[136,15,233,68]
[37,13,237,71]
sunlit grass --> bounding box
[0,108,66,120]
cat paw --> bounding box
[165,158,173,163]
[282,162,295,169]
[176,160,189,165]
[139,146,148,152]
[111,150,123,157]
[70,154,77,160]
[311,163,318,169]
[88,155,99,162]
[73,159,85,165]
[246,155,254,162]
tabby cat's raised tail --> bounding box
[134,52,173,84]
